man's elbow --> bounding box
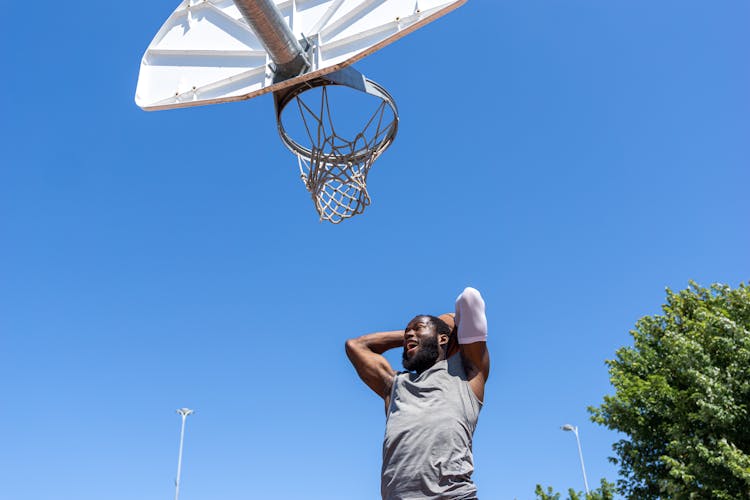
[457,287,484,309]
[344,338,361,357]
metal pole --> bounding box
[562,424,590,495]
[175,408,194,500]
[232,0,309,79]
[574,428,590,495]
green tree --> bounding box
[589,282,750,499]
[534,478,616,499]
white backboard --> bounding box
[135,0,466,111]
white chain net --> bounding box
[293,86,397,224]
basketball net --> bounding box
[292,86,395,223]
[275,70,398,224]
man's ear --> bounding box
[438,333,450,347]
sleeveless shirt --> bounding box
[381,354,482,500]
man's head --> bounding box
[402,315,453,373]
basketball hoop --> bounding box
[136,0,466,223]
[274,69,399,223]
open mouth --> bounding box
[405,340,418,355]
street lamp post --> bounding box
[561,424,590,495]
[175,408,194,500]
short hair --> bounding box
[427,315,459,355]
[421,315,452,337]
[410,315,456,356]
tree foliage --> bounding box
[589,282,750,498]
[534,478,616,499]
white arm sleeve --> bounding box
[455,287,488,344]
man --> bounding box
[345,287,490,500]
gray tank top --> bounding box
[381,354,482,500]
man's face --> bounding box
[402,316,441,373]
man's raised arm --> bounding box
[455,287,490,402]
[345,331,401,401]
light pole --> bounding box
[175,408,194,500]
[561,424,590,495]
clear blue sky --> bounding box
[1,1,748,499]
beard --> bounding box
[402,335,440,373]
